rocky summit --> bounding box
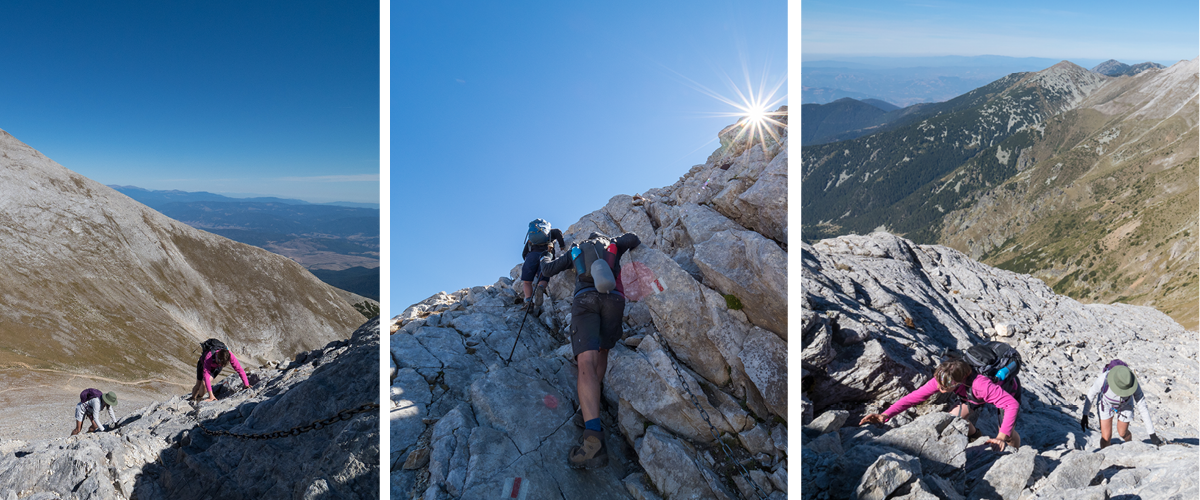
[802,232,1198,499]
[392,109,788,499]
[0,318,380,500]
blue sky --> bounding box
[802,0,1199,64]
[392,2,788,311]
[0,1,380,204]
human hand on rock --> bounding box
[859,414,885,426]
[1150,433,1163,447]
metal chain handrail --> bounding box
[645,327,768,500]
[188,402,379,440]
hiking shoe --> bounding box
[534,284,546,308]
[568,430,608,469]
[967,428,982,441]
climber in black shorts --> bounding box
[540,230,640,469]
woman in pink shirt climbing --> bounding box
[859,359,1021,452]
[189,339,252,402]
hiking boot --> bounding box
[568,430,608,469]
[967,428,982,441]
[534,284,546,308]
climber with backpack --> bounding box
[189,338,252,402]
[520,218,566,315]
[71,388,119,435]
[539,230,640,469]
[860,342,1023,452]
[1080,360,1162,449]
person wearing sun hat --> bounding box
[71,388,120,436]
[1080,360,1161,449]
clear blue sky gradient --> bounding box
[0,1,380,204]
[393,2,788,311]
[802,0,1199,64]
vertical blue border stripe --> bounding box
[376,0,391,494]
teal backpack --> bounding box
[526,219,551,246]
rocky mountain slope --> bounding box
[802,232,1198,499]
[802,61,1110,242]
[393,110,787,499]
[938,58,1198,329]
[0,128,366,423]
[0,318,380,500]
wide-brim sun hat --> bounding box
[102,392,119,407]
[1107,366,1138,397]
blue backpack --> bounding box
[526,219,551,246]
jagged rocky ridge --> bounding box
[801,232,1198,499]
[392,110,788,499]
[0,318,381,500]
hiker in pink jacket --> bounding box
[189,347,252,402]
[859,359,1021,451]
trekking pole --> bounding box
[508,306,529,362]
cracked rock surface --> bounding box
[802,232,1198,500]
[393,111,788,499]
[0,319,380,500]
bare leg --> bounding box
[576,350,609,422]
[1116,420,1131,443]
[190,380,205,400]
[948,403,976,436]
[522,281,533,300]
[1100,418,1113,448]
[1009,429,1021,448]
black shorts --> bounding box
[520,251,549,282]
[570,291,625,358]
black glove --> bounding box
[1080,415,1088,431]
[1150,433,1163,446]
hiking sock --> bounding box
[584,418,602,432]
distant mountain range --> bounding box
[800,97,934,145]
[802,58,1199,328]
[1090,59,1166,77]
[801,55,1175,107]
[112,185,380,300]
[109,186,378,209]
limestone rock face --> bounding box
[0,319,380,500]
[802,232,1199,500]
[392,111,787,499]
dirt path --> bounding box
[0,362,191,389]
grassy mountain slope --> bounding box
[941,59,1199,328]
